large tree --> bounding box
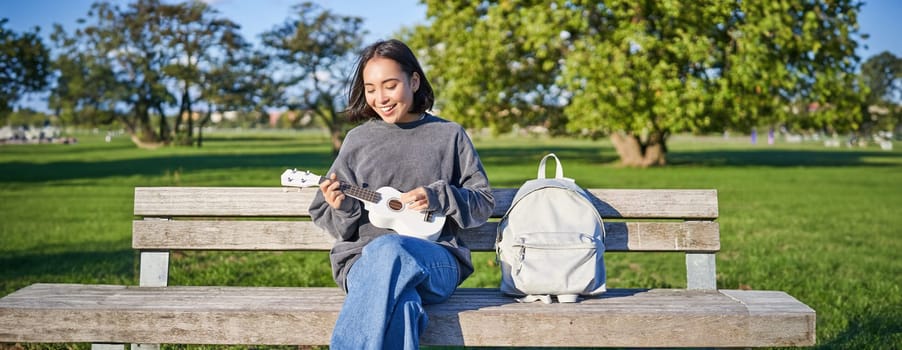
[159,1,245,145]
[0,19,51,120]
[408,0,867,166]
[260,2,366,154]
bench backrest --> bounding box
[133,187,719,289]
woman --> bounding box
[308,39,495,349]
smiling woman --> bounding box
[362,57,422,123]
[346,39,434,124]
[308,39,495,349]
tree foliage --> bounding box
[0,18,51,119]
[158,1,246,145]
[861,51,901,106]
[48,22,122,127]
[260,2,366,154]
[407,0,867,166]
[860,51,901,133]
[21,0,367,150]
[50,0,252,147]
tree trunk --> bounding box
[197,105,212,148]
[156,103,170,143]
[125,101,165,149]
[186,87,194,140]
[177,80,194,145]
[323,100,343,157]
[610,132,645,167]
[329,108,343,156]
[175,90,185,137]
[610,131,668,167]
[136,103,157,143]
[330,128,343,157]
[644,131,667,166]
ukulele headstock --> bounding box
[281,169,322,188]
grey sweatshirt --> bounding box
[308,114,495,291]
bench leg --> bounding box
[686,253,717,290]
[139,251,170,287]
[133,251,168,350]
[92,344,124,350]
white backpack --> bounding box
[496,153,606,303]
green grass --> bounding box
[2,130,901,349]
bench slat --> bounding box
[134,187,718,219]
[132,220,720,252]
[0,284,814,347]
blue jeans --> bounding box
[330,234,461,350]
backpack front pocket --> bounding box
[510,232,602,295]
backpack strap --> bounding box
[537,153,564,179]
[537,153,575,182]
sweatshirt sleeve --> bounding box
[426,127,495,229]
[308,152,363,241]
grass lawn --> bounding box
[1,129,900,349]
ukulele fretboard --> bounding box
[340,183,381,203]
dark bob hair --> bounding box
[345,39,435,122]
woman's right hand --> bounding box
[320,173,346,209]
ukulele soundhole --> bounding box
[388,199,404,211]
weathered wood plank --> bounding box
[131,220,719,252]
[720,289,818,345]
[0,284,814,347]
[134,187,718,219]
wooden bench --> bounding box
[0,187,816,348]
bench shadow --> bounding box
[0,243,135,295]
[583,193,631,251]
[821,304,902,348]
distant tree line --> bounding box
[1,0,900,164]
[2,0,361,151]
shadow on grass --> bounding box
[2,143,899,184]
[0,151,334,183]
[668,149,901,167]
[201,135,327,144]
[478,145,901,168]
[477,146,617,166]
[821,304,902,348]
[0,245,136,295]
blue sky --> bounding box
[0,0,427,44]
[1,0,900,111]
[3,0,899,57]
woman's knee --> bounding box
[361,234,405,259]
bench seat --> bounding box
[0,283,814,347]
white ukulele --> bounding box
[281,169,445,241]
